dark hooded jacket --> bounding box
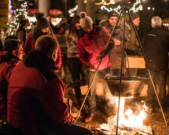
[7,50,73,135]
[0,51,19,119]
[23,26,62,68]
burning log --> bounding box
[98,124,152,135]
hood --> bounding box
[0,51,20,64]
[24,50,57,70]
[31,26,54,42]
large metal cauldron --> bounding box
[104,76,149,97]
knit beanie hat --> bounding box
[79,12,93,29]
[108,11,119,19]
[35,12,50,30]
[130,13,140,20]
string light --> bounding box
[130,0,143,12]
[7,1,28,34]
[69,0,143,17]
[68,5,78,17]
[100,0,143,13]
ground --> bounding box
[69,94,169,135]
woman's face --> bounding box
[75,20,80,30]
[41,27,49,33]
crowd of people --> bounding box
[0,10,169,135]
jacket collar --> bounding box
[24,50,57,70]
[0,51,20,64]
[152,26,161,30]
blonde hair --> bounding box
[35,35,58,55]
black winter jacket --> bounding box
[142,27,169,71]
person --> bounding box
[100,11,131,76]
[17,19,29,44]
[65,15,88,107]
[126,13,141,56]
[141,16,169,110]
[7,35,93,135]
[0,39,23,120]
[77,12,120,122]
[124,13,142,76]
[24,12,62,69]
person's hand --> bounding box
[89,65,96,71]
[70,116,75,124]
[114,39,121,46]
[64,113,75,124]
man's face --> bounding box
[83,25,93,33]
[16,44,24,60]
[109,16,118,27]
[133,18,140,27]
[52,48,58,62]
[41,27,49,33]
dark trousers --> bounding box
[7,122,93,135]
[67,58,88,99]
[147,70,167,108]
[88,69,115,114]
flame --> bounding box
[101,98,148,130]
[112,97,147,129]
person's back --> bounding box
[142,16,169,110]
[7,35,92,135]
[7,54,66,135]
[143,26,169,71]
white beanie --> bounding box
[79,11,93,29]
[151,16,162,27]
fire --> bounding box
[99,97,152,134]
[100,97,148,132]
[114,97,147,128]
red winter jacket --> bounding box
[77,26,113,71]
[7,50,73,135]
[24,31,62,68]
[0,51,18,119]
